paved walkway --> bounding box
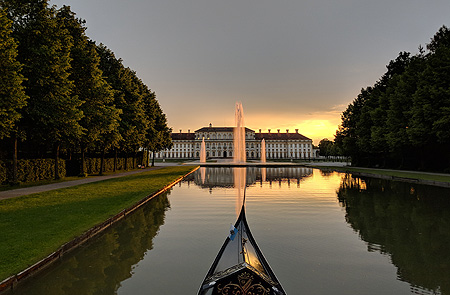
[0,163,180,201]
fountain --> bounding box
[234,167,246,215]
[196,102,297,168]
[233,102,246,163]
[233,102,247,214]
[200,138,206,183]
[261,138,266,163]
[200,138,206,163]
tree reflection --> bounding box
[337,175,450,294]
[9,192,171,295]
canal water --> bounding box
[8,167,450,294]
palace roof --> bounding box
[171,133,195,140]
[194,127,253,133]
[171,126,311,141]
[255,132,311,141]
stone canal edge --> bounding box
[0,166,199,294]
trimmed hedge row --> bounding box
[83,153,149,175]
[0,152,150,184]
[0,159,66,184]
[85,157,131,174]
[0,161,6,184]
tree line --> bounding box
[333,25,450,172]
[0,0,172,183]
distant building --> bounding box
[154,124,315,160]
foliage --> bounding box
[82,153,148,175]
[8,0,83,148]
[0,159,66,184]
[0,8,27,140]
[0,160,6,184]
[335,25,450,171]
[0,1,171,183]
[318,138,339,158]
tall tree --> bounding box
[408,26,450,169]
[0,7,28,184]
[57,6,121,176]
[386,53,424,168]
[0,8,27,140]
[96,44,150,169]
[4,0,83,179]
[143,93,172,166]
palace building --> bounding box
[154,124,316,160]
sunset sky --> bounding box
[50,0,450,144]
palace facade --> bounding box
[154,124,316,160]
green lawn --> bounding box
[317,166,450,183]
[0,165,197,281]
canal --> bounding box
[8,167,450,294]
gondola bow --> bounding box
[198,202,286,295]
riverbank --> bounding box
[0,165,198,291]
[310,164,450,188]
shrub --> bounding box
[2,159,66,184]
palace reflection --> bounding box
[182,167,313,189]
[337,174,450,295]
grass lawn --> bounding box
[0,165,197,281]
[317,166,450,183]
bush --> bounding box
[0,161,6,184]
[1,159,66,184]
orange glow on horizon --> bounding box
[247,116,341,145]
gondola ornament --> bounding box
[198,188,287,295]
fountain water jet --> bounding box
[200,138,206,163]
[261,139,266,163]
[233,102,247,215]
[233,102,246,163]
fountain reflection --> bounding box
[234,167,246,215]
[6,193,171,295]
[337,175,450,295]
[184,167,312,190]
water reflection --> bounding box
[8,168,450,295]
[337,174,450,295]
[185,167,313,189]
[8,193,171,295]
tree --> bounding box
[318,139,334,158]
[386,53,424,168]
[57,6,121,176]
[0,8,27,140]
[337,25,450,171]
[408,26,450,169]
[145,97,172,166]
[0,7,28,184]
[5,0,83,179]
[96,44,150,169]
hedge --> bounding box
[0,161,6,184]
[0,159,66,184]
[83,152,149,175]
[0,152,150,184]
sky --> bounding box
[49,0,450,144]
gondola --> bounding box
[198,195,287,295]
